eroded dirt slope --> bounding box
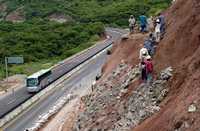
[102,33,146,76]
[69,0,200,130]
[134,0,200,131]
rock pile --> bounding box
[111,66,173,130]
[72,64,173,131]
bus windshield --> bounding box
[27,78,38,87]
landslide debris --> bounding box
[133,0,200,131]
[72,61,172,131]
[68,0,200,130]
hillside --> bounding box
[66,0,200,131]
[134,0,200,130]
[0,0,170,25]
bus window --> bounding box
[27,78,38,87]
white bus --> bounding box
[26,69,53,93]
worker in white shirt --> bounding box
[139,46,149,62]
[128,15,136,34]
[155,18,161,42]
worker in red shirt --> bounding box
[144,55,153,85]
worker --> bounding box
[171,0,176,5]
[139,14,148,33]
[158,13,165,37]
[139,46,149,62]
[91,80,96,92]
[148,33,156,45]
[144,39,154,56]
[155,18,161,42]
[140,61,147,83]
[128,15,136,34]
[144,55,153,85]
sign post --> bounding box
[5,57,8,83]
[4,56,24,94]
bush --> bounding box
[0,20,105,63]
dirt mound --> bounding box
[5,8,25,22]
[48,13,72,23]
[102,33,147,76]
[133,0,200,131]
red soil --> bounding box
[102,0,200,130]
[133,0,200,130]
[102,33,147,77]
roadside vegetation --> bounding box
[0,21,103,78]
[0,0,171,79]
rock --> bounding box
[139,110,146,118]
[126,111,133,120]
[188,104,197,112]
[184,121,190,128]
[120,89,128,93]
[116,96,120,99]
[174,121,183,130]
[121,34,129,40]
[159,67,173,80]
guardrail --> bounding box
[0,41,113,128]
[0,37,113,119]
[51,38,110,69]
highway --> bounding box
[0,28,125,131]
[4,50,108,131]
[0,38,112,118]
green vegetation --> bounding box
[0,0,171,79]
[1,0,171,25]
[0,20,104,61]
[0,20,103,78]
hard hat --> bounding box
[142,50,147,55]
[156,18,160,23]
[146,55,151,60]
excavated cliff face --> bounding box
[134,0,200,131]
[70,0,200,130]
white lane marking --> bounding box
[7,99,16,105]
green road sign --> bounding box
[7,57,24,64]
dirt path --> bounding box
[0,74,26,96]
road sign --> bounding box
[7,56,24,64]
[4,56,24,90]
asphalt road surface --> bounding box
[4,49,108,131]
[0,28,124,119]
[0,28,125,131]
[0,39,111,118]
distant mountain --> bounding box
[0,0,171,25]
